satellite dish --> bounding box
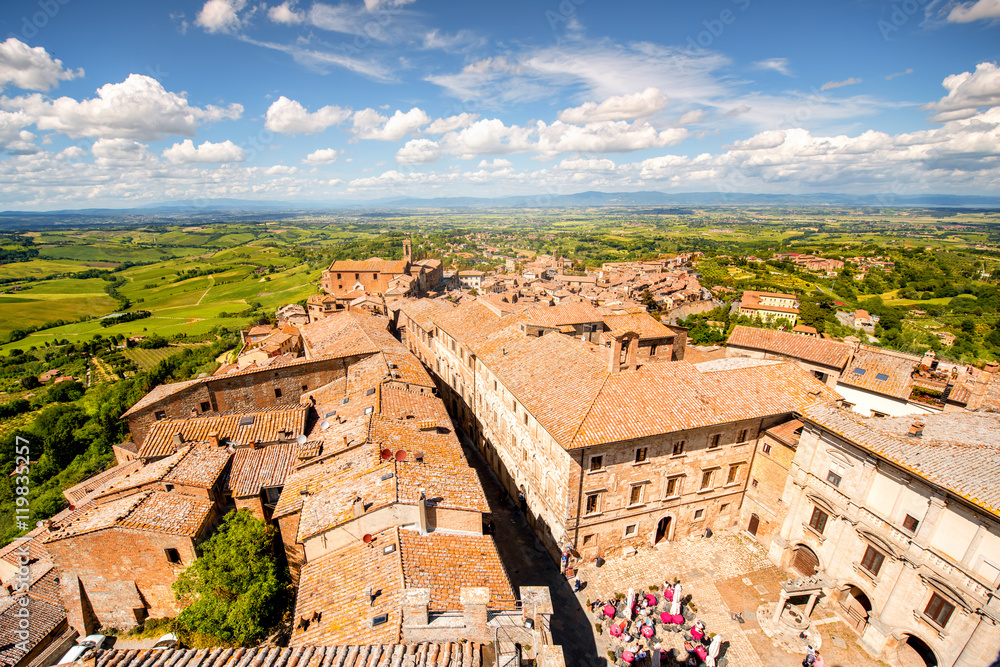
[320,420,330,431]
[296,434,307,444]
[362,533,373,544]
[394,449,407,462]
[380,448,393,461]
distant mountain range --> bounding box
[2,191,999,219]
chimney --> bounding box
[907,419,925,438]
[208,431,220,448]
[352,497,365,518]
[417,489,428,535]
[172,432,184,446]
[343,435,348,447]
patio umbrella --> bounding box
[706,634,722,666]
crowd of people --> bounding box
[590,580,725,666]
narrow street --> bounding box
[456,429,603,666]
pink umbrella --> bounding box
[610,624,623,637]
[665,588,674,601]
[642,625,654,639]
[622,651,635,663]
[604,604,615,618]
[645,593,657,606]
[660,611,671,624]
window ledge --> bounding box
[913,611,949,638]
[802,523,827,543]
[632,461,650,467]
[852,562,881,585]
[669,453,686,459]
[586,469,606,475]
[697,488,714,495]
[724,482,741,489]
[582,512,604,519]
[627,503,647,510]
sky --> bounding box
[0,0,999,210]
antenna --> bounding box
[320,420,330,431]
[394,450,407,462]
[380,448,393,461]
[362,533,373,544]
[296,434,307,444]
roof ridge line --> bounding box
[569,369,612,449]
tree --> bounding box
[173,510,289,646]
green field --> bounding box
[123,346,185,371]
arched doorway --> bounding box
[839,586,872,633]
[747,513,760,537]
[791,544,820,576]
[654,516,672,545]
[896,634,937,667]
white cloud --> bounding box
[352,107,429,141]
[196,0,247,32]
[426,112,479,133]
[0,39,83,91]
[558,87,669,124]
[58,146,86,159]
[302,148,340,165]
[264,96,351,135]
[556,157,616,171]
[820,77,862,91]
[442,118,534,157]
[886,68,913,81]
[91,138,153,162]
[364,0,416,9]
[3,74,243,140]
[265,164,298,175]
[239,37,394,82]
[395,139,442,164]
[163,139,245,163]
[946,0,1000,22]
[753,58,792,76]
[478,158,512,169]
[268,1,304,24]
[0,110,33,151]
[535,120,688,158]
[923,62,1000,122]
[677,109,709,126]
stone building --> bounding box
[399,298,839,561]
[726,325,852,387]
[772,405,1000,667]
[738,290,799,325]
[739,419,803,548]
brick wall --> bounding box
[48,528,198,633]
[740,430,797,546]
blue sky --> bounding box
[0,0,998,209]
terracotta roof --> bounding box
[600,312,674,340]
[291,528,405,645]
[92,445,229,498]
[838,348,916,399]
[397,298,455,332]
[329,258,409,274]
[43,490,213,541]
[120,377,203,417]
[63,459,142,505]
[0,564,66,666]
[86,645,483,667]
[139,406,308,458]
[224,443,299,498]
[726,326,853,369]
[398,531,517,611]
[801,404,1000,518]
[765,419,804,447]
[522,303,604,327]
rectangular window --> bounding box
[635,447,647,463]
[924,593,955,628]
[694,509,704,520]
[624,524,637,537]
[762,442,772,455]
[903,514,919,532]
[727,465,741,485]
[582,534,594,545]
[672,441,685,456]
[589,455,603,472]
[585,494,599,515]
[700,470,714,490]
[738,429,748,442]
[154,410,166,420]
[860,545,885,577]
[751,478,759,488]
[720,503,729,512]
[274,387,283,399]
[164,548,181,564]
[809,507,829,535]
[827,470,843,487]
[666,477,680,497]
[629,485,642,506]
[709,434,722,449]
[200,401,210,413]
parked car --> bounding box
[149,633,178,651]
[57,635,108,664]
